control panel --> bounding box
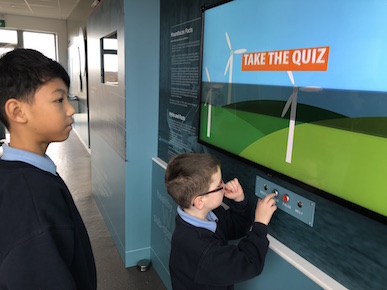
[255,176,316,227]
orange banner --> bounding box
[242,46,329,71]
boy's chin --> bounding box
[52,133,71,143]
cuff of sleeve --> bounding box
[251,222,268,236]
[231,195,249,208]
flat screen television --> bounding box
[199,0,387,223]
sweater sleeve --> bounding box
[0,229,77,290]
[194,222,269,287]
[214,197,253,241]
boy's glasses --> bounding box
[197,180,224,197]
[193,180,224,206]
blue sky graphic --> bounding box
[202,0,387,117]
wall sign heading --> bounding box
[242,46,329,71]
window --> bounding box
[0,29,17,56]
[23,31,57,60]
[100,32,118,85]
[0,28,57,60]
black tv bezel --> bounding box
[198,1,387,226]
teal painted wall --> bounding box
[88,0,127,263]
[88,0,159,267]
[91,133,126,259]
[123,0,160,266]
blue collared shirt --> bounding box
[177,206,218,233]
[0,144,57,176]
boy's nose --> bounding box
[66,98,76,116]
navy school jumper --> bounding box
[169,197,269,290]
[0,160,97,289]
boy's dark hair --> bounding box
[0,48,70,129]
[165,153,220,209]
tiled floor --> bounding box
[47,131,167,290]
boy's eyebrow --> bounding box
[52,88,68,95]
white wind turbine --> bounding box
[204,66,212,137]
[224,32,246,104]
[281,71,322,163]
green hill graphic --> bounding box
[199,102,387,217]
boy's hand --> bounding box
[255,193,277,225]
[223,178,245,202]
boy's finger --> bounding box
[262,193,277,204]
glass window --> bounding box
[0,29,18,56]
[100,32,118,85]
[0,29,57,61]
[0,29,17,44]
[23,31,57,60]
[0,47,14,56]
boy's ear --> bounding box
[192,196,204,209]
[5,99,27,124]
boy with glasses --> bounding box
[165,153,277,289]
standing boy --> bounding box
[0,49,97,289]
[165,153,277,289]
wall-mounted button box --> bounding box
[255,176,316,227]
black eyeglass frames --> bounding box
[192,180,224,206]
[197,180,224,197]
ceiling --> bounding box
[0,0,98,20]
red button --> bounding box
[282,194,290,203]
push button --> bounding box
[282,194,290,203]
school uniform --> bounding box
[0,145,97,289]
[169,198,269,290]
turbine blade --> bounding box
[287,71,295,86]
[205,66,211,82]
[281,92,296,117]
[235,48,247,54]
[225,32,232,50]
[300,86,323,92]
[207,104,212,137]
[229,55,233,83]
[205,88,211,104]
[224,57,231,75]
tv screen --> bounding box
[199,0,387,221]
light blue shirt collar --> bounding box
[177,206,218,233]
[1,144,57,176]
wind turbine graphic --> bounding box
[204,66,212,137]
[224,32,246,104]
[281,71,322,163]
